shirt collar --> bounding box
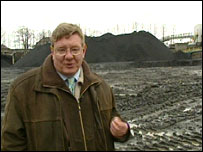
[78,67,84,84]
[57,68,81,82]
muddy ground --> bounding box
[1,62,202,151]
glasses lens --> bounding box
[71,48,81,55]
[55,47,82,56]
[56,48,66,56]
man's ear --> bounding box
[50,46,54,55]
[83,43,87,58]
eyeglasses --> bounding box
[55,47,82,56]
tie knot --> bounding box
[68,77,75,85]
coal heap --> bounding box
[13,43,51,67]
[14,31,176,67]
[85,31,174,62]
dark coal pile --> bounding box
[85,31,174,62]
[13,43,51,67]
[13,31,179,67]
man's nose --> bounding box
[64,50,74,59]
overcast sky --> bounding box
[1,1,202,48]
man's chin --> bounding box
[62,69,76,77]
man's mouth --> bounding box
[65,63,74,68]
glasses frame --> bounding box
[54,47,83,56]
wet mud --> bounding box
[1,62,202,151]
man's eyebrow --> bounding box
[57,46,66,48]
[69,44,81,47]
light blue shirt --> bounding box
[57,68,81,86]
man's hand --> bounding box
[110,116,128,138]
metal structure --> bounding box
[160,33,194,42]
[194,24,202,43]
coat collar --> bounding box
[35,54,101,92]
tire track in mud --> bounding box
[110,65,202,151]
[1,64,202,151]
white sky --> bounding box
[1,1,202,48]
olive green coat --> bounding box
[1,55,130,151]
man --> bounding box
[1,23,131,151]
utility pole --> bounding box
[162,25,165,42]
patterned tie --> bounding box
[68,77,76,94]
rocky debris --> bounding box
[1,67,31,115]
[90,63,202,151]
[1,63,202,151]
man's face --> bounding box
[51,34,87,77]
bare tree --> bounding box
[141,23,145,31]
[132,22,138,32]
[149,24,152,33]
[171,25,176,44]
[16,26,34,49]
[153,24,157,37]
[39,29,47,39]
[36,29,52,43]
[116,24,119,34]
[47,30,52,37]
[162,24,166,41]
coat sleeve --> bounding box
[110,88,132,142]
[110,87,120,119]
[1,86,27,151]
